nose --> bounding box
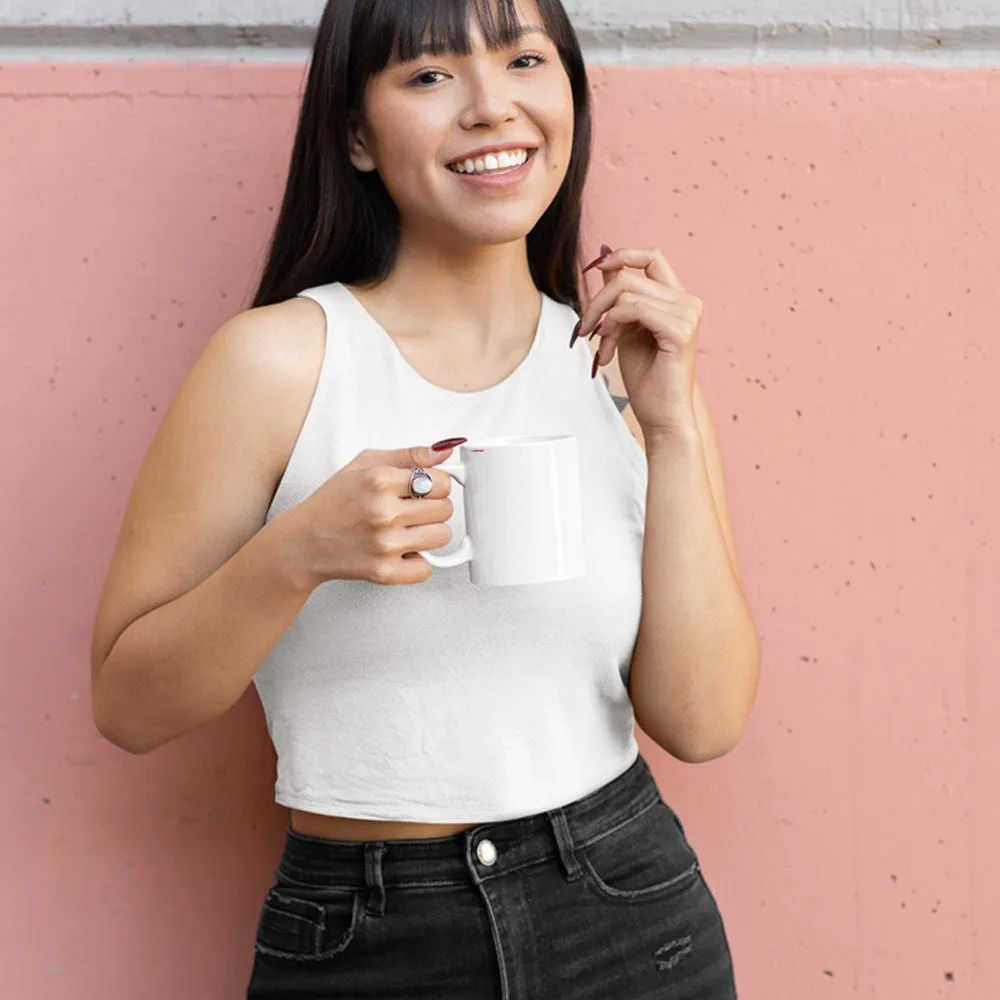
[457,65,519,131]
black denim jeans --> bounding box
[247,751,737,998]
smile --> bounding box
[447,148,536,176]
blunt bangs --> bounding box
[352,0,554,83]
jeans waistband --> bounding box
[275,750,660,898]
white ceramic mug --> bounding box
[421,434,586,586]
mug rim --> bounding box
[462,434,575,451]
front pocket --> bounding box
[577,797,702,902]
[254,885,364,962]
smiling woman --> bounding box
[252,0,590,311]
[88,0,740,997]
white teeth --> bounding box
[451,149,530,175]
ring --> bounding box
[408,467,434,499]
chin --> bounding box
[447,212,549,248]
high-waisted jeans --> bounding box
[246,750,738,998]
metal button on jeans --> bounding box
[476,839,498,866]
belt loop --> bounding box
[547,807,583,882]
[363,842,388,917]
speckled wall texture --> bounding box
[1,59,998,999]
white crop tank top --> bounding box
[252,280,649,822]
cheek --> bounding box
[374,139,436,199]
[366,102,443,179]
[542,85,576,161]
[547,112,576,176]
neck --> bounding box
[366,231,541,350]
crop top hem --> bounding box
[273,744,641,823]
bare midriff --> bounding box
[290,807,478,842]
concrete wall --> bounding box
[5,0,1000,31]
[2,1,999,998]
[2,1,1000,63]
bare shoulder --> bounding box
[184,294,330,503]
[89,294,328,680]
[214,296,328,478]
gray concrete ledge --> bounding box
[2,23,1000,65]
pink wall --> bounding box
[2,60,998,998]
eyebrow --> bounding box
[414,24,551,56]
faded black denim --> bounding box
[247,751,737,998]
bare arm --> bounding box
[93,512,311,754]
[91,300,326,754]
[628,382,760,763]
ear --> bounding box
[347,117,377,173]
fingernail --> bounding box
[587,320,604,341]
[591,353,600,379]
[569,320,581,349]
[583,245,614,275]
[431,437,467,451]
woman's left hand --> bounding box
[573,245,703,437]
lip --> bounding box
[445,142,539,168]
[447,148,538,189]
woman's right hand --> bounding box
[279,442,464,589]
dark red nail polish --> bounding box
[591,353,600,379]
[583,244,614,274]
[569,320,581,349]
[587,321,604,340]
[431,437,467,451]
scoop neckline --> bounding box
[335,281,548,399]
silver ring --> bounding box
[408,467,434,499]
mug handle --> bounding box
[420,463,474,568]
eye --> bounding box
[411,70,447,87]
[511,52,546,69]
[409,52,547,87]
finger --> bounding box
[592,298,688,372]
[396,495,455,528]
[592,244,621,350]
[577,270,682,342]
[387,465,455,501]
[582,242,616,276]
[589,247,687,295]
[574,248,616,347]
[368,442,464,471]
[385,519,455,554]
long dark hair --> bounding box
[250,0,593,315]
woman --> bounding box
[90,0,760,996]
